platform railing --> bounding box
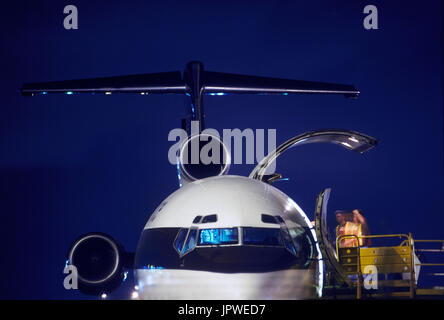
[412,239,444,295]
[336,233,414,299]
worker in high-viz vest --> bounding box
[335,209,371,248]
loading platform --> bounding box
[314,189,444,299]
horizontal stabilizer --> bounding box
[203,71,359,98]
[21,63,359,98]
[21,71,186,96]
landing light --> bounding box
[131,291,139,299]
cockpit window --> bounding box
[201,214,217,223]
[192,216,202,224]
[261,214,279,224]
[198,228,239,245]
[173,228,188,254]
[172,224,311,262]
[275,216,285,224]
[182,229,197,254]
[281,227,297,255]
[242,227,282,246]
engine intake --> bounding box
[178,133,231,185]
[67,232,129,296]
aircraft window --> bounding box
[281,228,297,255]
[202,214,217,223]
[275,216,285,224]
[198,228,239,245]
[192,216,202,224]
[242,227,282,246]
[182,229,197,254]
[173,228,188,253]
[289,226,314,266]
[261,214,279,224]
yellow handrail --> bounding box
[336,233,415,299]
[335,235,362,298]
[334,235,444,298]
[335,233,410,258]
[412,239,444,268]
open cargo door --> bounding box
[314,188,352,288]
[249,129,378,182]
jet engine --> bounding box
[67,232,132,296]
[177,133,231,185]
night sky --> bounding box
[1,1,442,299]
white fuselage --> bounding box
[134,175,323,299]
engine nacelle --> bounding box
[178,133,231,185]
[67,232,130,296]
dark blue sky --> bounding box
[0,1,442,298]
